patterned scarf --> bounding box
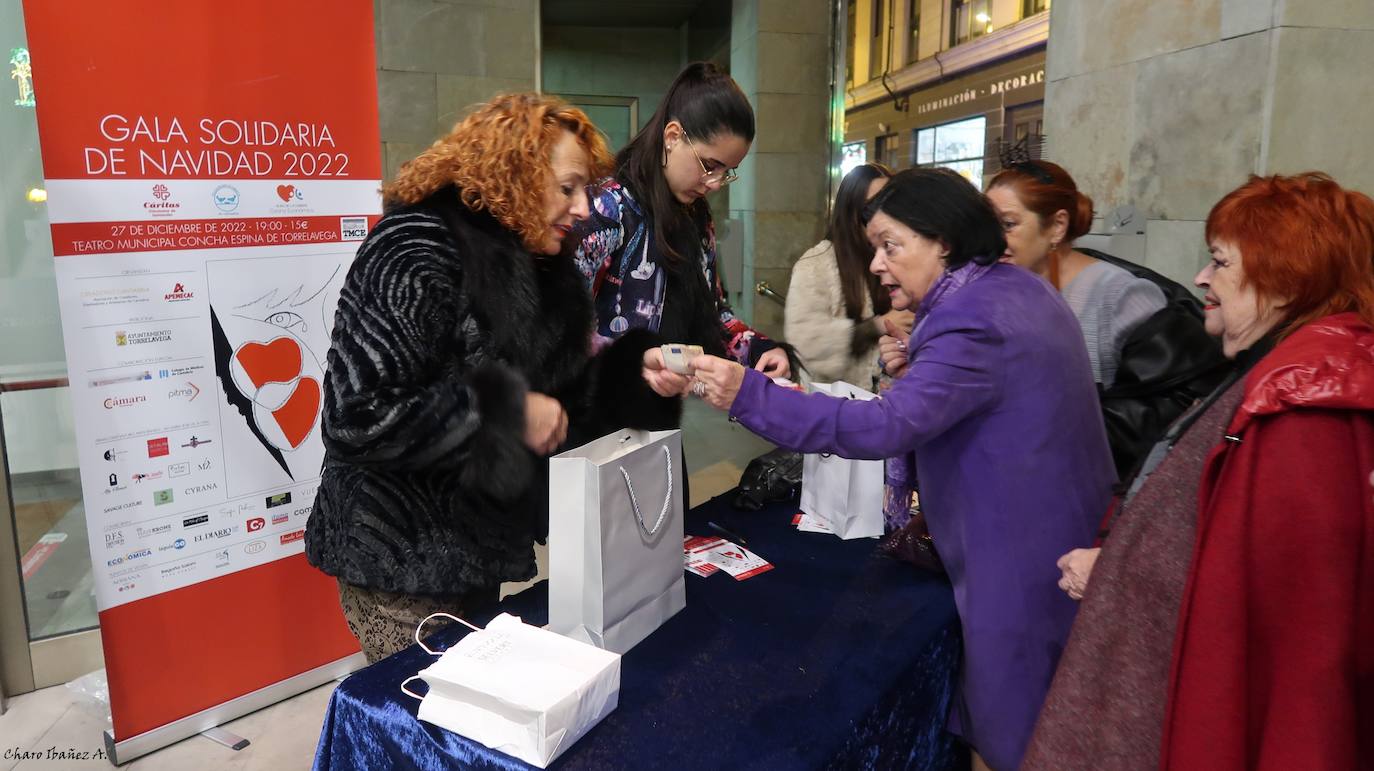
[882,260,994,531]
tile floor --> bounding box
[0,399,773,770]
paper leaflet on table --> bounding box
[791,511,836,534]
[682,535,772,580]
[683,535,721,576]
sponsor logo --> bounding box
[131,471,163,483]
[114,329,172,347]
[271,512,288,525]
[104,530,125,549]
[197,458,212,471]
[265,492,292,509]
[163,282,194,302]
[246,517,266,532]
[90,371,153,387]
[193,527,235,543]
[116,580,137,593]
[212,184,240,213]
[167,382,200,402]
[103,394,147,409]
[291,505,313,518]
[182,514,209,528]
[158,537,188,552]
[214,548,231,568]
[101,500,142,514]
[103,448,127,462]
[153,488,174,505]
[103,472,128,494]
[106,547,152,567]
[168,462,191,477]
[80,287,151,310]
[275,184,303,202]
[244,540,266,555]
[158,369,170,378]
[136,523,172,538]
[184,482,218,495]
[158,560,197,578]
[280,529,305,545]
[340,216,368,241]
[182,435,212,449]
[147,437,169,457]
[143,184,180,216]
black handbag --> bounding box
[733,448,803,511]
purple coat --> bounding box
[730,264,1114,769]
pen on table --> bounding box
[707,521,749,549]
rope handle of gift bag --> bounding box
[818,390,860,459]
[399,612,482,700]
[620,445,673,537]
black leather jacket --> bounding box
[1083,249,1233,481]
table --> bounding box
[312,493,965,770]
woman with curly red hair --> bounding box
[305,94,682,662]
[1024,172,1374,770]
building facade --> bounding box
[842,0,1049,187]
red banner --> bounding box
[23,0,377,751]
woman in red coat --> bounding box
[1024,172,1374,770]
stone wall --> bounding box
[374,0,538,183]
[730,0,834,337]
[1045,0,1374,287]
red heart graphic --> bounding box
[235,338,302,389]
[276,184,295,202]
[272,377,320,449]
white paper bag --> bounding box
[799,382,885,539]
[548,428,686,654]
[401,613,621,769]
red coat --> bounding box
[1161,313,1374,770]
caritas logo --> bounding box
[143,184,181,216]
[164,282,194,302]
[246,517,266,532]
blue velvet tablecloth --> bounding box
[312,493,965,770]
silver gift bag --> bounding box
[799,382,886,539]
[548,428,686,654]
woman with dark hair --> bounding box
[304,94,680,663]
[573,61,792,377]
[784,162,910,388]
[679,168,1115,771]
[986,161,1229,479]
[1024,173,1374,771]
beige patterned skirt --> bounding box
[336,579,498,664]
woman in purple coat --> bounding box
[681,168,1115,770]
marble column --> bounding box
[1045,0,1374,287]
[375,0,539,181]
[730,0,834,337]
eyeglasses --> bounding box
[682,133,739,186]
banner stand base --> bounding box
[102,651,364,766]
[199,727,250,751]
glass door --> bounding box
[0,0,105,699]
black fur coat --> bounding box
[304,186,680,595]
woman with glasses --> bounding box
[572,62,794,378]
